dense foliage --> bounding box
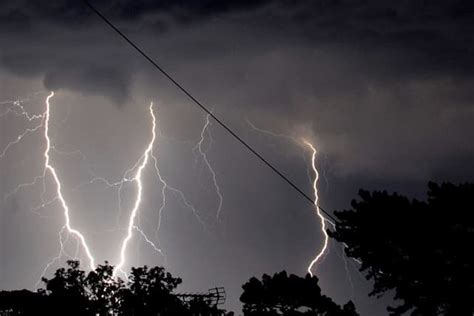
[240,271,358,316]
[329,182,474,315]
[0,261,228,316]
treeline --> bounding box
[0,262,231,316]
[1,181,474,315]
[0,261,356,316]
[329,182,474,315]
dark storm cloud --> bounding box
[1,0,473,86]
[0,0,272,26]
[0,0,280,103]
[0,0,474,101]
[1,0,473,175]
[43,66,130,104]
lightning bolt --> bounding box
[245,120,333,275]
[0,116,44,159]
[1,93,97,276]
[151,148,208,238]
[43,92,96,271]
[303,139,333,276]
[194,114,223,221]
[0,94,43,121]
[246,120,363,281]
[333,240,355,300]
[0,97,45,164]
[113,102,157,277]
[3,93,206,282]
[5,91,351,290]
[301,148,362,277]
[148,111,218,249]
[246,119,299,143]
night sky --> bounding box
[1,1,474,315]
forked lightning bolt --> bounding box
[194,114,223,221]
[246,121,333,275]
[300,141,361,276]
[113,102,156,277]
[151,146,207,240]
[2,93,210,282]
[0,107,44,159]
[247,121,361,279]
[303,140,331,276]
[44,92,96,270]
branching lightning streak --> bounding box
[1,94,91,280]
[151,153,168,239]
[333,240,355,300]
[43,92,96,271]
[150,115,209,244]
[134,226,163,256]
[35,227,67,289]
[151,150,208,238]
[0,120,45,159]
[0,98,46,159]
[3,94,192,281]
[246,121,362,279]
[0,97,43,121]
[303,140,331,276]
[194,114,223,220]
[113,102,156,277]
[246,119,300,144]
[245,120,333,275]
[3,175,44,204]
[1,94,100,278]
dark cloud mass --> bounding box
[1,1,474,315]
[1,0,474,100]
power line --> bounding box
[81,0,338,224]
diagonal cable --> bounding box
[80,0,337,223]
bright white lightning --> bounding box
[194,114,223,220]
[149,114,210,243]
[151,150,208,238]
[151,152,168,239]
[246,119,300,144]
[111,105,212,272]
[0,98,45,159]
[113,102,157,277]
[0,120,45,158]
[1,94,93,277]
[134,225,163,256]
[43,92,96,271]
[303,139,331,276]
[246,120,333,275]
[0,96,43,121]
[35,227,67,289]
[2,94,191,280]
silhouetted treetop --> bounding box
[240,271,358,315]
[1,260,229,315]
[329,182,474,315]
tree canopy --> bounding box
[329,182,474,315]
[0,260,229,316]
[240,271,358,316]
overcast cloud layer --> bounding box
[2,0,474,178]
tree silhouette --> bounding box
[40,260,92,315]
[0,260,230,315]
[240,271,358,315]
[85,262,124,315]
[0,290,46,315]
[329,182,474,315]
[121,265,185,315]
